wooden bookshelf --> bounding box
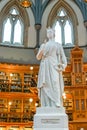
[0,64,38,129]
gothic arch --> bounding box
[47,0,78,45]
[0,0,30,46]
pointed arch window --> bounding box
[54,8,74,46]
[3,18,11,43]
[2,8,24,46]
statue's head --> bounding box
[46,27,55,39]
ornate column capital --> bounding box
[84,21,87,27]
[35,24,41,30]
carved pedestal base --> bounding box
[33,107,69,130]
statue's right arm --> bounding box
[36,44,45,60]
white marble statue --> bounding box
[36,27,67,107]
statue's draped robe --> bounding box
[36,40,67,107]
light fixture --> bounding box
[62,92,66,99]
[35,102,38,107]
[10,73,13,77]
[20,0,32,8]
[29,98,33,102]
[30,66,33,70]
[8,102,12,105]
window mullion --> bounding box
[11,19,17,44]
[61,23,65,45]
[11,22,14,44]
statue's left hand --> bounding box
[57,63,64,72]
[54,64,63,72]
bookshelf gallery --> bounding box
[0,46,87,130]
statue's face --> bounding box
[47,30,54,39]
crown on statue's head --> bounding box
[46,26,55,33]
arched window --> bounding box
[54,8,73,45]
[47,1,78,47]
[2,8,24,45]
[0,0,29,47]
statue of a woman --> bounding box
[36,27,67,107]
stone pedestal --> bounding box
[33,107,69,130]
